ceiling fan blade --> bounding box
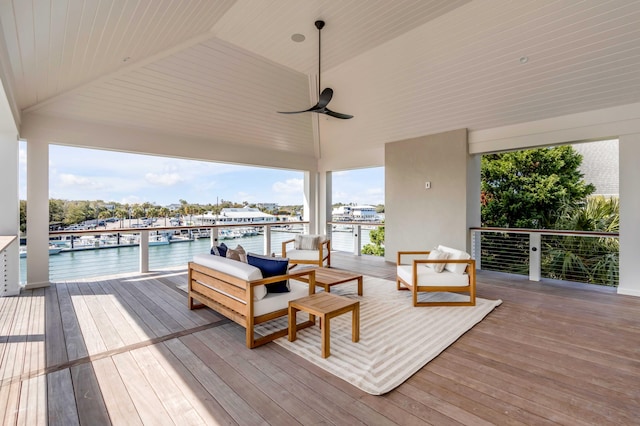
[324,108,353,119]
[278,87,334,114]
[317,88,333,108]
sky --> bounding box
[18,144,384,207]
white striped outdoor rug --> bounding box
[255,276,502,395]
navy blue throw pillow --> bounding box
[210,242,228,257]
[247,253,289,293]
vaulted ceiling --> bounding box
[2,0,640,164]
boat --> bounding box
[19,245,63,258]
[148,234,170,246]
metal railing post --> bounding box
[139,230,149,273]
[210,227,219,249]
[529,232,541,281]
[473,230,482,270]
[353,225,362,256]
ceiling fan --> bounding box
[278,20,353,120]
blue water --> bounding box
[19,229,372,283]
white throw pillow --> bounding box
[425,249,449,273]
[294,235,321,250]
[437,245,471,274]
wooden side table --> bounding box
[288,292,359,358]
[296,267,364,296]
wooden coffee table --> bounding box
[297,268,364,296]
[288,292,359,358]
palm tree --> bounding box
[542,196,619,286]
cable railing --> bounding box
[327,221,384,255]
[471,228,619,287]
[21,222,310,283]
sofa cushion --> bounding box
[294,234,321,250]
[192,253,267,300]
[437,245,471,274]
[426,249,449,273]
[285,249,322,261]
[226,244,247,263]
[247,253,290,293]
[210,242,228,257]
[253,280,310,316]
[397,265,470,287]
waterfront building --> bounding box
[197,207,278,226]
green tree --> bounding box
[481,146,595,228]
[19,200,27,234]
[362,224,385,256]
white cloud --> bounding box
[272,178,303,193]
[145,172,183,186]
[59,173,95,187]
[121,195,143,205]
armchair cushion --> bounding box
[294,234,321,250]
[426,249,449,273]
[437,245,471,274]
[247,253,290,293]
[397,265,470,287]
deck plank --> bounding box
[65,282,107,357]
[76,281,125,351]
[129,345,205,425]
[198,326,338,425]
[92,357,143,425]
[2,253,639,425]
[111,351,173,424]
[100,279,170,338]
[47,369,80,426]
[151,342,239,426]
[163,337,268,425]
[70,363,111,425]
[44,285,68,368]
[56,283,88,361]
[89,278,147,345]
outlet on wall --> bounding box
[425,181,431,189]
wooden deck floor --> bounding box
[1,252,639,425]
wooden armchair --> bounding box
[396,246,476,307]
[282,235,331,268]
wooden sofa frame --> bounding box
[282,238,331,268]
[396,251,476,307]
[188,261,316,348]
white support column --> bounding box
[264,225,272,255]
[303,170,317,234]
[529,233,541,282]
[618,133,640,297]
[319,171,332,238]
[139,230,149,273]
[26,139,50,289]
[0,133,20,296]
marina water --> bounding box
[19,229,372,283]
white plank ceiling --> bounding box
[2,0,640,159]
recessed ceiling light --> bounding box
[291,33,305,43]
[519,56,529,64]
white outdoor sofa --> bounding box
[188,254,316,348]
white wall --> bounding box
[21,113,317,172]
[618,133,640,297]
[385,129,472,262]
